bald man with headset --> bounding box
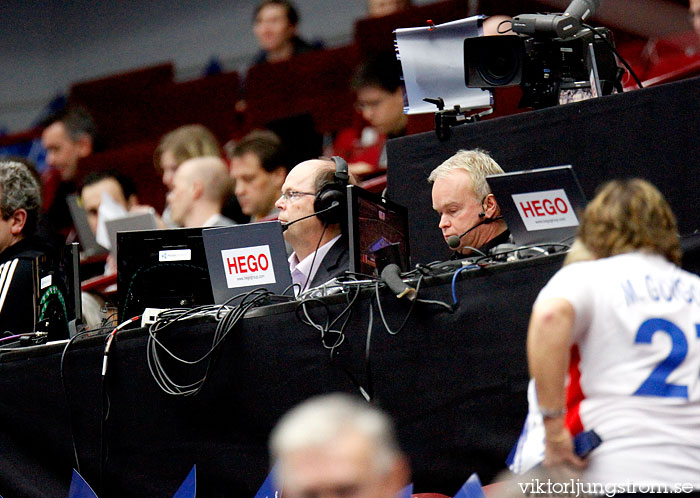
[275,157,354,292]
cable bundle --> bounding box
[146,288,273,396]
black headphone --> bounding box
[314,156,349,225]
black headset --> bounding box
[313,156,349,225]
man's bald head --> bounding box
[167,156,233,227]
[176,156,232,203]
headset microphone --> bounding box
[281,201,340,232]
[446,216,503,249]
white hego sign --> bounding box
[220,245,276,288]
[511,189,579,231]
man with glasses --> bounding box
[275,158,352,292]
[331,53,407,178]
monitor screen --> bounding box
[35,242,81,341]
[117,228,214,321]
[347,185,411,277]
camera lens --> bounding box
[479,39,520,86]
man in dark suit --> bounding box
[0,161,51,334]
[275,158,352,293]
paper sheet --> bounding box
[395,16,492,114]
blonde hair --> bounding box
[154,124,221,172]
[579,178,681,265]
[427,149,504,200]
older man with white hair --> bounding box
[167,156,236,228]
[270,393,410,498]
[429,149,510,257]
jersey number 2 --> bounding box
[633,318,699,399]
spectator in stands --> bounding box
[0,161,51,334]
[332,53,406,178]
[40,106,97,241]
[367,0,411,17]
[167,156,235,228]
[275,158,354,291]
[527,179,700,483]
[229,131,288,222]
[80,170,140,235]
[154,124,245,225]
[154,124,221,192]
[691,0,700,39]
[270,393,410,498]
[428,149,510,257]
[251,0,322,65]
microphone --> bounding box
[380,264,416,301]
[446,215,502,249]
[281,201,340,232]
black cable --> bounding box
[147,289,272,396]
[374,275,425,335]
[341,271,382,281]
[583,23,643,89]
[59,329,95,474]
[472,242,571,265]
[497,19,514,34]
[364,300,374,401]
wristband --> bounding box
[540,407,566,419]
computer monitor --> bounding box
[34,242,82,340]
[346,185,411,277]
[117,228,214,321]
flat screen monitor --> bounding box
[35,242,82,340]
[346,185,411,277]
[117,228,214,321]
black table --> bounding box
[0,253,566,498]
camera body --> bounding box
[464,27,622,109]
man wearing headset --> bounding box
[275,157,354,292]
[429,149,510,258]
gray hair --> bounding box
[427,149,504,200]
[0,161,42,235]
[270,393,402,475]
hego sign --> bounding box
[220,245,277,288]
[511,188,579,231]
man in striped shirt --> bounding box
[0,161,49,335]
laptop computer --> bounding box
[346,185,411,276]
[117,227,214,321]
[202,221,293,303]
[66,194,108,257]
[105,211,159,256]
[486,165,588,246]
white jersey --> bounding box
[531,252,700,484]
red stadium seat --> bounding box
[244,45,361,135]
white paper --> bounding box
[95,192,128,250]
[395,16,492,114]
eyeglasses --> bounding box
[279,190,315,202]
[355,99,387,112]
